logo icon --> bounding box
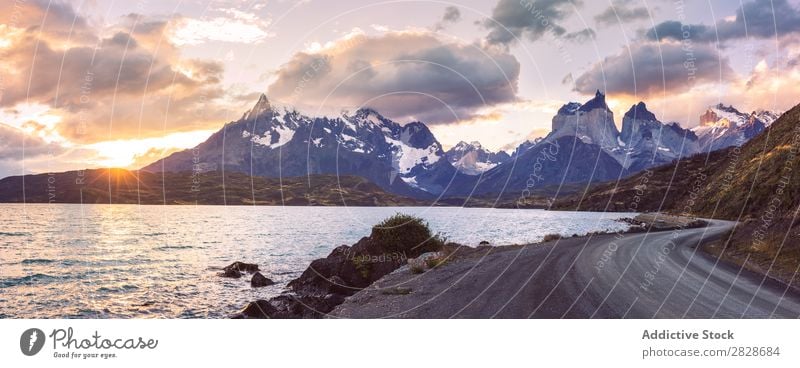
[20,328,45,356]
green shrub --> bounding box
[425,256,445,269]
[371,214,444,257]
[543,233,562,242]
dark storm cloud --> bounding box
[267,32,520,124]
[483,0,586,46]
[646,0,800,43]
[594,1,650,27]
[573,42,735,96]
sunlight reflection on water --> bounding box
[0,204,636,318]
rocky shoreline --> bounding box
[229,213,705,319]
[231,214,450,318]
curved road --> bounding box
[332,219,800,318]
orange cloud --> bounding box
[0,2,243,145]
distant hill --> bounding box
[555,103,800,288]
[0,169,423,206]
[551,148,733,213]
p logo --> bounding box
[20,328,45,356]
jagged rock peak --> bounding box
[624,102,657,121]
[578,89,611,112]
[714,103,737,111]
[347,107,398,128]
[452,141,483,150]
[354,107,379,117]
[557,102,582,115]
[699,109,719,126]
[243,94,272,120]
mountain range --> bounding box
[554,101,799,288]
[143,96,468,199]
[140,91,780,200]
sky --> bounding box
[1,0,800,178]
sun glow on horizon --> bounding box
[85,129,216,168]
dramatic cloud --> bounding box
[573,42,735,96]
[483,0,586,46]
[646,0,800,43]
[594,1,650,27]
[0,32,212,108]
[0,3,242,144]
[267,31,520,124]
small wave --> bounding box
[0,232,30,237]
[96,285,139,293]
[0,274,58,288]
[143,232,168,237]
[69,308,112,318]
[178,309,201,318]
[20,258,56,265]
[272,271,300,276]
[155,245,194,251]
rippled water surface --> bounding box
[0,204,636,318]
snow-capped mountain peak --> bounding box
[450,140,485,152]
[445,140,510,175]
[346,108,395,129]
[692,103,782,152]
[145,94,463,197]
[698,103,749,128]
[751,109,780,127]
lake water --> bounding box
[0,204,636,318]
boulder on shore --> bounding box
[235,215,451,319]
[224,261,259,273]
[218,268,242,278]
[238,238,439,318]
[251,272,275,287]
[233,300,278,318]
